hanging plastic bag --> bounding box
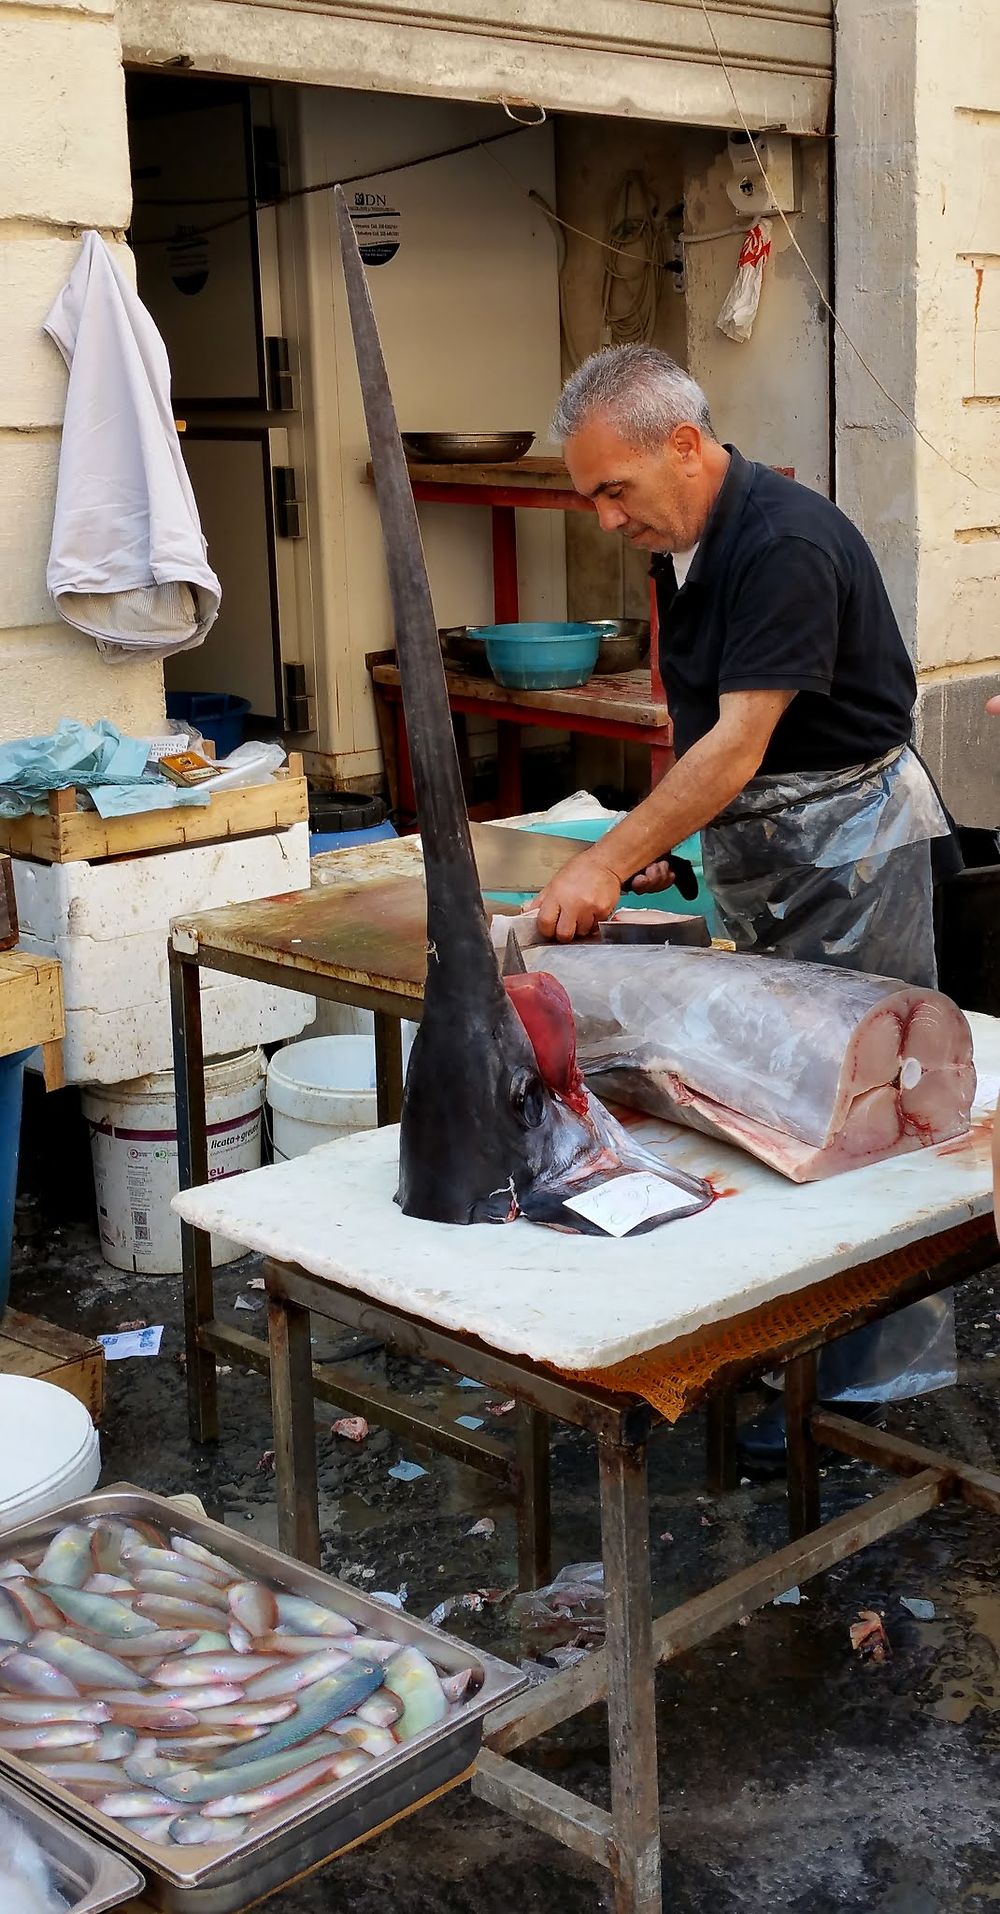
[716,220,772,343]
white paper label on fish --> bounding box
[529,946,975,1182]
[563,1174,700,1236]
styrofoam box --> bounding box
[14,823,315,1084]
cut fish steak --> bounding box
[528,945,975,1182]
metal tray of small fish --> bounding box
[0,1485,525,1912]
[0,1767,144,1911]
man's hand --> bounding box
[628,858,676,895]
[532,853,621,941]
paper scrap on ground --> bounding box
[457,1377,484,1390]
[773,1586,802,1607]
[900,1596,935,1621]
[467,1517,496,1538]
[973,1070,1000,1114]
[99,1325,163,1360]
[388,1460,427,1483]
[564,1173,697,1237]
[455,1414,484,1431]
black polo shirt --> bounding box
[651,447,916,773]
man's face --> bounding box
[563,415,711,553]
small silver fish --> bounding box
[0,1723,98,1750]
[123,1544,230,1588]
[187,1701,295,1727]
[33,1631,142,1692]
[243,1648,351,1701]
[384,1646,448,1741]
[79,1628,200,1661]
[40,1585,156,1638]
[170,1535,237,1582]
[37,1524,94,1589]
[0,1562,30,1581]
[89,1522,146,1578]
[124,1748,187,1788]
[39,1760,129,1786]
[97,1790,179,1819]
[205,1750,366,1817]
[134,1596,231,1632]
[159,1740,343,1807]
[227,1583,278,1637]
[272,1594,357,1638]
[4,1581,65,1631]
[0,1593,33,1647]
[440,1669,476,1704]
[355,1692,403,1728]
[134,1571,229,1612]
[122,1816,174,1842]
[170,1813,248,1845]
[228,1623,254,1655]
[0,1651,79,1699]
[147,1729,266,1757]
[329,1719,397,1758]
[190,1632,232,1655]
[150,1653,278,1688]
[343,1637,404,1667]
[84,1575,134,1595]
[107,1701,200,1732]
[215,1661,382,1771]
[91,1725,137,1762]
[0,1698,109,1724]
[150,1686,245,1712]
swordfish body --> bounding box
[334,188,711,1231]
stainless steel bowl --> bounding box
[403,432,534,464]
[438,626,491,676]
[590,619,652,675]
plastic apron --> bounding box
[702,744,958,1401]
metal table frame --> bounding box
[262,1214,999,1914]
[169,936,556,1585]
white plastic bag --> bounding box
[716,220,772,343]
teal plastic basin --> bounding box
[473,622,601,691]
[483,818,719,933]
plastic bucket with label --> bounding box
[83,1050,265,1274]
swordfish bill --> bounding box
[334,187,711,1230]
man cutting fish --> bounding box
[532,344,956,1464]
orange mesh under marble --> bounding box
[550,1214,995,1424]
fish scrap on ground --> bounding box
[0,1514,478,1853]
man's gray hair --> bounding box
[552,345,716,448]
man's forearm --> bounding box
[588,727,756,883]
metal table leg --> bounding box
[374,1011,405,1125]
[170,948,218,1445]
[515,1406,551,1589]
[706,1389,738,1494]
[785,1350,821,1539]
[599,1434,662,1914]
[268,1291,322,1567]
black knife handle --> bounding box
[624,852,699,903]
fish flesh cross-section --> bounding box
[528,946,975,1182]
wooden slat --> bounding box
[370,661,669,727]
[472,1749,613,1868]
[0,953,64,1055]
[0,855,17,952]
[811,1409,1000,1516]
[0,1309,104,1423]
[0,776,308,864]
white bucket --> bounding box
[267,1034,382,1161]
[83,1050,265,1274]
[0,1377,101,1531]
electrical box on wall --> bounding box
[725,132,797,216]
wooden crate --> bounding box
[0,762,308,865]
[0,1309,104,1422]
[0,952,64,1055]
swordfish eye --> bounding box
[508,1067,547,1130]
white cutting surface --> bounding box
[173,1013,1000,1374]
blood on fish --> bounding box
[503,972,589,1116]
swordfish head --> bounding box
[334,189,712,1228]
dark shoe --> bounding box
[737,1396,885,1477]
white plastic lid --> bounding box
[0,1378,99,1512]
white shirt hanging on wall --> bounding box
[43,231,221,662]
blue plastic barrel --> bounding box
[309,822,398,856]
[165,693,252,758]
[0,1048,31,1317]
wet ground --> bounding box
[10,1191,1000,1913]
